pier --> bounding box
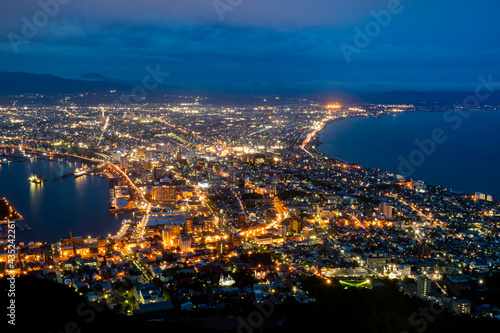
[51,172,77,182]
[50,166,101,182]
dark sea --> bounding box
[0,158,125,243]
[318,110,500,199]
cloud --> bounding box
[1,0,499,91]
[0,0,392,30]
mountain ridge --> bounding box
[1,72,500,106]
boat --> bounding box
[28,172,47,184]
[74,167,89,177]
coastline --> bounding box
[311,109,499,161]
[306,110,499,200]
[307,115,366,164]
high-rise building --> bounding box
[379,202,393,219]
[277,225,287,237]
[216,240,225,254]
[184,217,193,233]
[179,234,191,253]
[112,151,122,163]
[237,213,246,225]
[144,150,156,163]
[146,160,159,172]
[288,218,306,234]
[120,155,128,171]
[265,184,277,196]
[151,185,177,203]
[229,232,242,247]
[162,226,182,247]
[416,276,430,297]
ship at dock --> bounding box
[28,172,47,184]
[74,166,92,178]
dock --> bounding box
[51,172,75,182]
[51,167,98,182]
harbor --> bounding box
[0,197,33,233]
[0,158,123,243]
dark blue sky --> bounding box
[1,0,499,92]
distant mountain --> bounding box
[82,73,109,80]
[82,73,139,87]
[1,72,499,106]
[0,72,129,96]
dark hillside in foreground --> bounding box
[2,276,499,333]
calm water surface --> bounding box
[319,111,500,199]
[0,158,124,243]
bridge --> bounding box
[1,145,104,165]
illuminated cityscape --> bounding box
[1,1,500,332]
[1,99,500,332]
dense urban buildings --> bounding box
[1,97,500,332]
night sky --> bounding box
[1,0,499,92]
